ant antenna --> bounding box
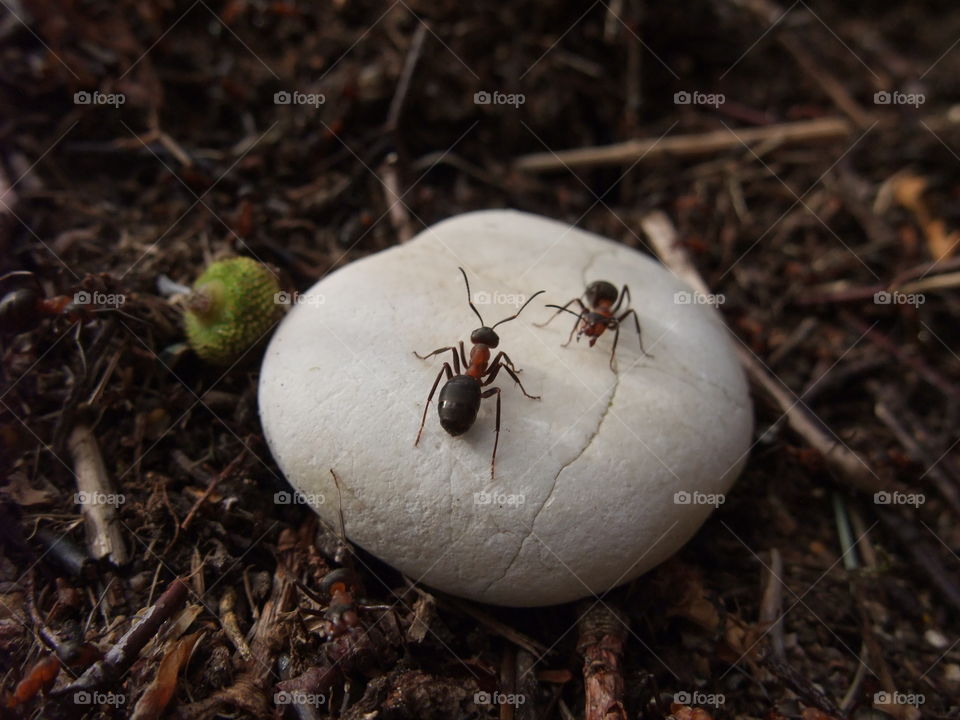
[543,303,584,319]
[492,290,546,328]
[458,267,486,327]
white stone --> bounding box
[258,210,753,606]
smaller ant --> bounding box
[319,568,362,638]
[0,271,89,334]
[536,280,650,371]
[299,568,392,640]
[415,268,544,480]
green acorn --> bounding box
[183,257,282,366]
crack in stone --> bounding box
[482,365,621,594]
[643,361,749,410]
[478,248,622,595]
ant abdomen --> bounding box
[438,376,482,435]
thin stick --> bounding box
[515,649,539,720]
[381,152,414,243]
[500,646,516,720]
[759,548,786,663]
[777,31,872,128]
[68,424,128,566]
[872,388,960,517]
[385,23,428,133]
[219,587,253,661]
[433,592,549,657]
[58,577,189,694]
[180,447,248,531]
[514,117,852,172]
[641,210,897,496]
[577,603,628,720]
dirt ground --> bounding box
[2,1,960,718]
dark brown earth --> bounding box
[2,1,960,718]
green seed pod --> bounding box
[183,257,282,366]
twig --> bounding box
[844,314,960,402]
[577,603,628,720]
[68,424,128,565]
[515,649,539,720]
[384,23,428,134]
[877,508,960,613]
[641,210,896,495]
[500,646,516,720]
[219,588,252,661]
[380,152,414,243]
[57,577,189,695]
[872,388,960,517]
[180,447,248,531]
[34,527,95,580]
[513,117,852,172]
[759,548,785,663]
[730,0,874,131]
[178,527,302,719]
[432,592,549,657]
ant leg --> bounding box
[415,362,454,446]
[459,340,468,369]
[563,314,580,347]
[502,364,540,400]
[534,298,587,328]
[608,323,620,372]
[618,308,651,357]
[489,351,521,374]
[483,360,540,400]
[480,386,501,480]
[414,346,460,373]
[611,284,632,313]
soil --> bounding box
[2,1,959,718]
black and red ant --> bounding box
[0,271,90,334]
[318,568,362,638]
[536,280,650,371]
[414,268,544,480]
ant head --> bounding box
[585,280,619,307]
[471,326,500,348]
[320,568,359,596]
[457,267,543,345]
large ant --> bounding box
[299,568,392,640]
[0,271,89,334]
[414,268,544,480]
[536,280,650,371]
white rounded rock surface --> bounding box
[258,210,753,606]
